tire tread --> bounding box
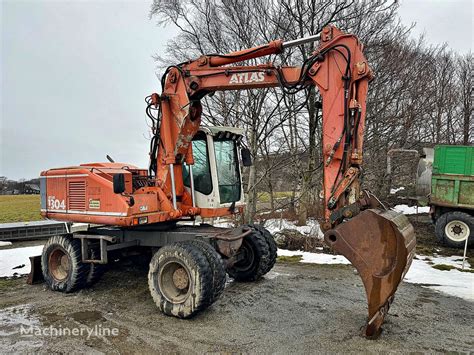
[250,224,277,274]
[41,234,88,293]
[227,229,269,282]
[148,242,214,318]
[186,239,226,304]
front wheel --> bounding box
[148,242,214,318]
[185,239,226,304]
[435,211,473,248]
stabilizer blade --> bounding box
[27,255,44,285]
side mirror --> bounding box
[113,173,126,194]
[241,148,252,167]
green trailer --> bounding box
[430,145,474,248]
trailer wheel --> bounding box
[227,229,269,281]
[435,211,474,248]
[41,235,88,293]
[249,224,277,274]
[185,239,226,304]
[148,242,213,318]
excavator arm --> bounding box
[149,25,415,338]
[152,26,370,216]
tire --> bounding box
[148,242,213,318]
[85,247,106,287]
[185,239,226,304]
[249,224,277,274]
[435,211,474,248]
[227,229,269,282]
[41,235,88,293]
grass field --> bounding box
[257,191,293,203]
[0,195,42,223]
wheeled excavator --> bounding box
[33,25,415,338]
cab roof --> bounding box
[200,126,244,137]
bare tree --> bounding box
[457,53,473,145]
[150,0,471,225]
[150,0,293,223]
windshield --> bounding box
[214,139,241,204]
[183,136,212,195]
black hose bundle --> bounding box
[145,95,162,176]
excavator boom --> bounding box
[147,25,416,337]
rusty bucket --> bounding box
[324,209,415,338]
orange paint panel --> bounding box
[199,207,241,218]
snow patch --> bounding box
[390,186,405,194]
[208,218,324,238]
[205,218,324,238]
[0,246,43,278]
[427,254,471,269]
[278,248,350,265]
[404,255,474,301]
[212,219,234,228]
[278,248,473,301]
[264,270,291,280]
[0,241,12,247]
[264,219,324,238]
[393,204,430,215]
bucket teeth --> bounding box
[324,209,416,338]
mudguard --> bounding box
[324,209,416,338]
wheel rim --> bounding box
[158,260,192,304]
[445,220,470,242]
[234,239,255,272]
[49,247,70,281]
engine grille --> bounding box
[68,181,86,210]
[132,175,154,189]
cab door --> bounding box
[182,131,219,209]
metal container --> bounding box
[431,145,474,209]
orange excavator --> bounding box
[35,25,415,338]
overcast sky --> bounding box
[398,0,472,52]
[1,0,472,180]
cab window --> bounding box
[214,139,241,204]
[183,135,212,195]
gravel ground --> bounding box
[1,256,473,353]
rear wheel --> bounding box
[41,235,88,293]
[148,242,213,318]
[435,211,474,248]
[85,247,106,287]
[249,224,277,274]
[227,229,269,281]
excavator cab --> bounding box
[182,126,247,212]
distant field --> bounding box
[0,195,42,223]
[257,191,293,203]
